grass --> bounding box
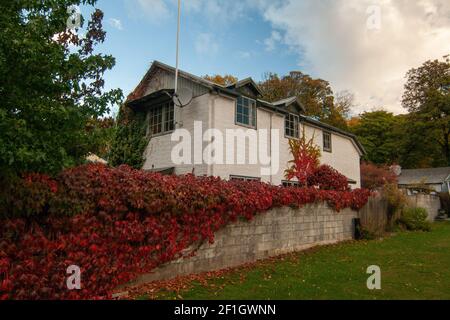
[142,222,450,300]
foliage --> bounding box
[349,111,400,165]
[0,0,123,176]
[308,165,349,191]
[109,106,149,169]
[382,183,408,227]
[0,164,370,299]
[203,74,238,86]
[360,162,397,190]
[398,207,432,232]
[285,129,321,186]
[259,72,349,130]
[85,117,116,160]
[402,56,450,166]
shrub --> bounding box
[398,207,432,232]
[361,162,397,190]
[0,164,370,300]
[308,165,349,191]
[285,128,321,186]
[382,183,409,228]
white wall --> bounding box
[142,92,362,188]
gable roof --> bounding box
[228,77,263,96]
[398,167,450,186]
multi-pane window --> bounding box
[149,102,174,135]
[285,114,299,139]
[282,180,300,187]
[323,131,332,152]
[230,175,261,182]
[236,96,256,128]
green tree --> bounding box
[0,0,123,176]
[349,110,400,164]
[402,56,450,165]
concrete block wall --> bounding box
[408,194,441,221]
[132,204,357,284]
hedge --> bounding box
[0,164,370,299]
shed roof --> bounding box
[398,167,450,185]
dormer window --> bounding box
[236,96,256,128]
[285,114,299,139]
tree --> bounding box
[285,128,321,186]
[203,74,238,86]
[360,162,397,190]
[402,56,450,165]
[349,110,400,165]
[0,0,123,176]
[259,72,350,130]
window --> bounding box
[323,131,332,152]
[149,102,174,135]
[230,175,261,182]
[282,180,300,187]
[236,96,256,128]
[285,114,299,139]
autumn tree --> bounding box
[402,56,450,165]
[203,74,238,86]
[0,0,122,176]
[259,72,350,130]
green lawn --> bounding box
[145,222,450,300]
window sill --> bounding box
[235,122,257,130]
[149,130,175,138]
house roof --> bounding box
[127,60,365,156]
[398,167,450,186]
[299,115,366,156]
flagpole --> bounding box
[175,0,181,95]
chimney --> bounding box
[390,165,402,176]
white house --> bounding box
[126,61,365,188]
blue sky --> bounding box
[94,0,300,114]
[86,0,449,115]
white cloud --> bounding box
[237,51,252,59]
[264,31,282,51]
[258,0,450,113]
[195,33,219,56]
[108,18,123,30]
[127,0,171,24]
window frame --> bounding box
[148,101,175,136]
[284,113,300,139]
[323,131,332,153]
[230,175,261,182]
[235,96,257,129]
[282,180,300,187]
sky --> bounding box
[91,0,450,116]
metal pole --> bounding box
[175,0,181,95]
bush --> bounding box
[308,165,349,191]
[382,183,409,228]
[0,164,370,300]
[398,207,432,232]
[361,162,397,190]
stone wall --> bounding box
[132,204,357,285]
[408,194,441,221]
